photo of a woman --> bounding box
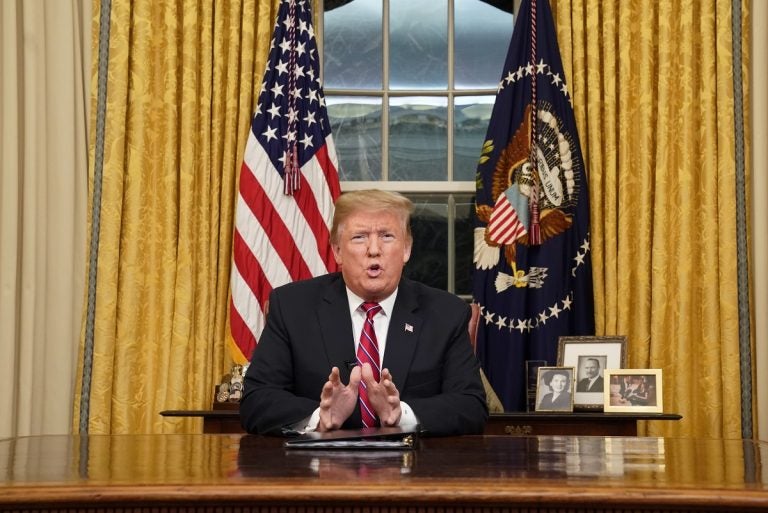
[535,367,575,412]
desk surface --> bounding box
[1,434,765,512]
[161,409,683,421]
[161,409,682,436]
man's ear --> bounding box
[403,240,412,263]
[332,243,342,265]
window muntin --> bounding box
[322,0,514,295]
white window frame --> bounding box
[317,0,520,294]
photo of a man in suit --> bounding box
[576,357,604,392]
[240,190,488,436]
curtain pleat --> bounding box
[74,0,279,434]
[553,0,750,438]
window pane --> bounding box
[405,196,448,291]
[402,194,474,295]
[326,96,382,181]
[323,0,382,89]
[389,97,447,181]
[454,0,514,89]
[454,196,475,296]
[454,95,495,181]
[389,0,448,90]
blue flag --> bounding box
[472,0,595,411]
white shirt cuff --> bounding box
[295,402,418,432]
[398,401,419,429]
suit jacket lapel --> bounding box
[383,278,421,391]
[317,274,357,382]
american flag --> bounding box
[472,0,594,411]
[229,0,341,363]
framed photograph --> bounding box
[535,366,575,412]
[525,360,548,412]
[604,369,663,413]
[557,336,627,410]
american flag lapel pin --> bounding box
[405,323,413,333]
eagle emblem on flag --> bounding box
[474,101,584,293]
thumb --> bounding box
[348,365,362,388]
[360,362,377,384]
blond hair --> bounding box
[331,190,414,244]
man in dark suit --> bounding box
[576,357,604,392]
[240,190,488,436]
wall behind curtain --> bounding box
[552,0,750,438]
[72,0,280,434]
[0,0,90,439]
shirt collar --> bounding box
[345,287,398,318]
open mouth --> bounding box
[366,263,382,277]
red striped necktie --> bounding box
[357,302,382,427]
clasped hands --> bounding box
[316,363,401,431]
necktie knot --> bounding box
[361,302,382,320]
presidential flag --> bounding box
[472,0,594,411]
[230,0,341,363]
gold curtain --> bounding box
[552,0,751,438]
[73,0,280,434]
[74,0,753,437]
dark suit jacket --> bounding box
[240,273,488,436]
[576,376,604,392]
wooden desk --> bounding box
[485,412,682,436]
[1,434,766,512]
[161,407,681,436]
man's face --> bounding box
[332,209,412,302]
[584,360,599,378]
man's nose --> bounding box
[367,236,381,255]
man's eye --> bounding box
[381,233,395,241]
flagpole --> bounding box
[528,0,541,245]
[285,0,300,195]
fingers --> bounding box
[348,365,362,387]
[378,372,402,427]
[359,366,399,396]
[361,363,391,386]
[359,362,375,383]
[320,380,336,404]
[380,368,398,394]
[318,366,359,432]
[382,377,399,398]
[320,367,341,402]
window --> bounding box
[321,0,515,295]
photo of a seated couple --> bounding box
[609,374,657,407]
